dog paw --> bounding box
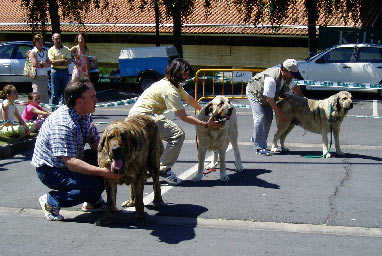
[152,199,166,208]
[205,161,218,170]
[280,146,289,152]
[134,215,147,226]
[324,152,332,158]
[271,146,279,152]
[192,172,203,182]
[234,163,243,172]
[220,175,230,182]
[336,150,345,156]
[121,199,135,207]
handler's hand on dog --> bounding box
[102,167,123,180]
[206,115,222,128]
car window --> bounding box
[320,47,354,63]
[357,47,382,63]
[15,45,32,59]
[0,45,15,59]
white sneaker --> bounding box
[39,194,64,221]
[159,169,182,185]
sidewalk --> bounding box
[0,135,36,158]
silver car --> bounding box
[0,41,99,85]
[297,43,382,97]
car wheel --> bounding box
[139,77,155,91]
[109,69,123,86]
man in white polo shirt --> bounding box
[246,59,305,155]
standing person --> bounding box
[28,34,51,104]
[71,33,90,80]
[22,92,50,130]
[48,33,72,106]
[32,78,121,221]
[129,58,220,185]
[246,59,305,156]
[0,84,30,136]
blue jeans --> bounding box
[246,87,273,150]
[50,69,69,106]
[36,165,104,208]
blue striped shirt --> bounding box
[31,105,99,168]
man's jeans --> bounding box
[246,87,273,150]
[50,69,69,106]
[36,165,104,208]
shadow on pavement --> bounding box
[180,169,280,189]
[66,203,208,244]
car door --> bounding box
[355,46,382,84]
[0,44,15,82]
[305,46,355,83]
[11,44,32,81]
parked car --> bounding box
[0,41,100,85]
[297,43,382,97]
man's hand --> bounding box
[206,115,222,128]
[102,167,123,180]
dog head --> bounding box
[332,91,353,114]
[98,120,139,175]
[203,95,234,123]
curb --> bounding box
[0,136,36,158]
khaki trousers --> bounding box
[129,112,185,172]
[31,75,50,104]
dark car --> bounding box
[0,41,100,85]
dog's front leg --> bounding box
[205,152,219,170]
[321,131,331,158]
[218,149,229,181]
[333,127,344,155]
[134,176,146,226]
[96,179,117,226]
[192,147,207,181]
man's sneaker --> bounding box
[159,169,182,185]
[38,194,64,221]
[82,198,107,212]
[256,148,272,156]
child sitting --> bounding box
[22,92,50,130]
[0,84,31,137]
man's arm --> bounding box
[62,156,121,179]
[264,96,288,122]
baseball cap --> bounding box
[282,59,299,72]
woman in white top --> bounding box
[29,34,51,104]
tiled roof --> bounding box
[0,0,375,36]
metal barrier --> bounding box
[194,68,264,103]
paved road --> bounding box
[1,89,381,255]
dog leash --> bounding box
[305,104,333,158]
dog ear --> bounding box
[204,102,213,116]
[98,131,107,153]
[331,93,340,113]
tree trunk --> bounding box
[172,12,183,57]
[154,0,160,47]
[48,0,61,34]
[305,0,318,57]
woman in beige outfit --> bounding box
[29,34,51,104]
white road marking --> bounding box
[373,99,378,117]
[122,144,233,211]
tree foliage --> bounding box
[20,0,110,33]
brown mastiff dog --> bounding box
[97,115,164,226]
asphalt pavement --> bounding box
[1,87,382,255]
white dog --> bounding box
[192,96,243,181]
